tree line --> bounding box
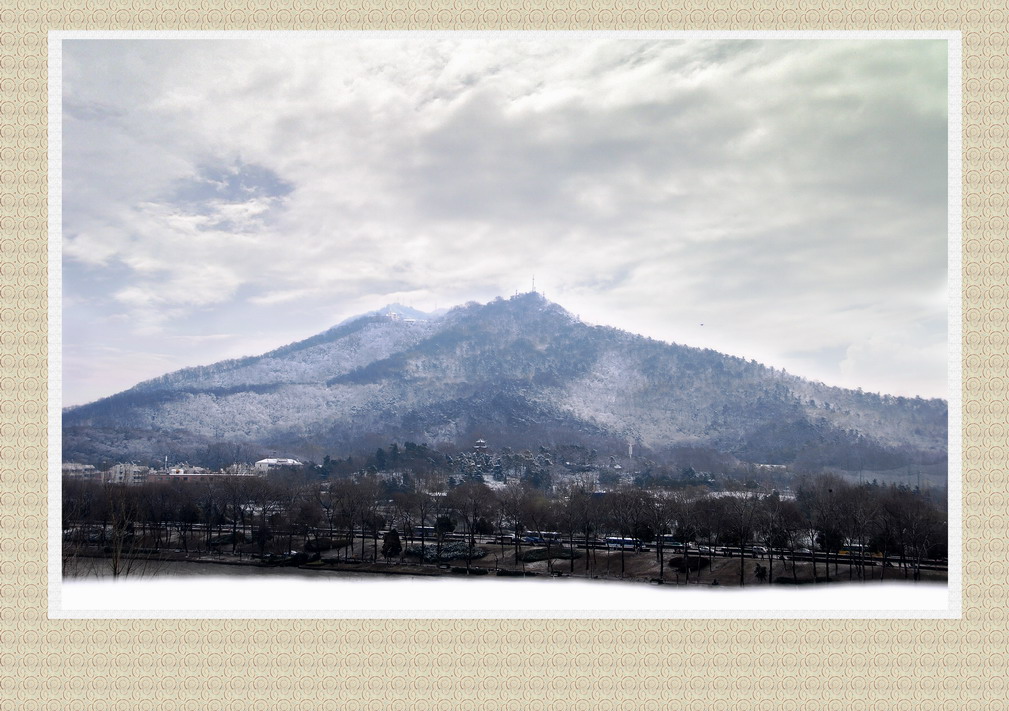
[62,468,946,585]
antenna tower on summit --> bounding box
[532,274,536,293]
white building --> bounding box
[62,462,100,481]
[254,458,302,473]
[224,462,256,477]
[107,463,150,486]
[167,464,209,477]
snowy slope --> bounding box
[63,293,948,469]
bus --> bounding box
[657,536,684,549]
[604,537,641,551]
[524,531,563,545]
[839,544,868,556]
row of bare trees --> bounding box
[62,469,946,584]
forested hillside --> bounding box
[63,293,947,474]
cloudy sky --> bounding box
[60,35,949,406]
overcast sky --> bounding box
[60,36,949,406]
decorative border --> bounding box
[2,2,1002,707]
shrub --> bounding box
[668,556,711,572]
[208,533,247,546]
[304,537,352,552]
[517,547,582,563]
[405,541,487,562]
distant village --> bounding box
[62,457,304,486]
[61,435,946,587]
[62,438,728,494]
[61,433,933,508]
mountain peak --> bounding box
[512,290,552,305]
[331,302,438,329]
[507,290,574,317]
[64,292,947,476]
[490,291,566,314]
[373,303,436,322]
[436,292,576,332]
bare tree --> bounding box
[411,473,443,559]
[447,480,495,572]
[568,483,601,577]
[556,482,593,575]
[61,477,93,577]
[875,486,908,581]
[721,490,762,586]
[220,476,254,554]
[498,482,530,570]
[606,487,648,579]
[796,475,846,582]
[643,490,677,582]
[671,489,702,585]
[757,492,799,585]
[389,492,414,547]
[329,478,360,561]
[898,488,946,582]
[105,484,159,578]
[315,483,339,538]
[693,494,729,584]
[356,475,383,562]
[513,485,558,572]
[775,499,806,584]
[292,498,323,548]
[839,483,878,581]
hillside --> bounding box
[62,293,948,472]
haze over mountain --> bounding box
[63,293,947,474]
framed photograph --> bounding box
[51,31,959,620]
[0,4,998,708]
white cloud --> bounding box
[841,333,948,396]
[60,36,949,405]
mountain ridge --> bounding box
[63,292,947,472]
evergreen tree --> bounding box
[381,529,402,562]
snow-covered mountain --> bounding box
[63,292,948,471]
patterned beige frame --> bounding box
[4,2,999,706]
